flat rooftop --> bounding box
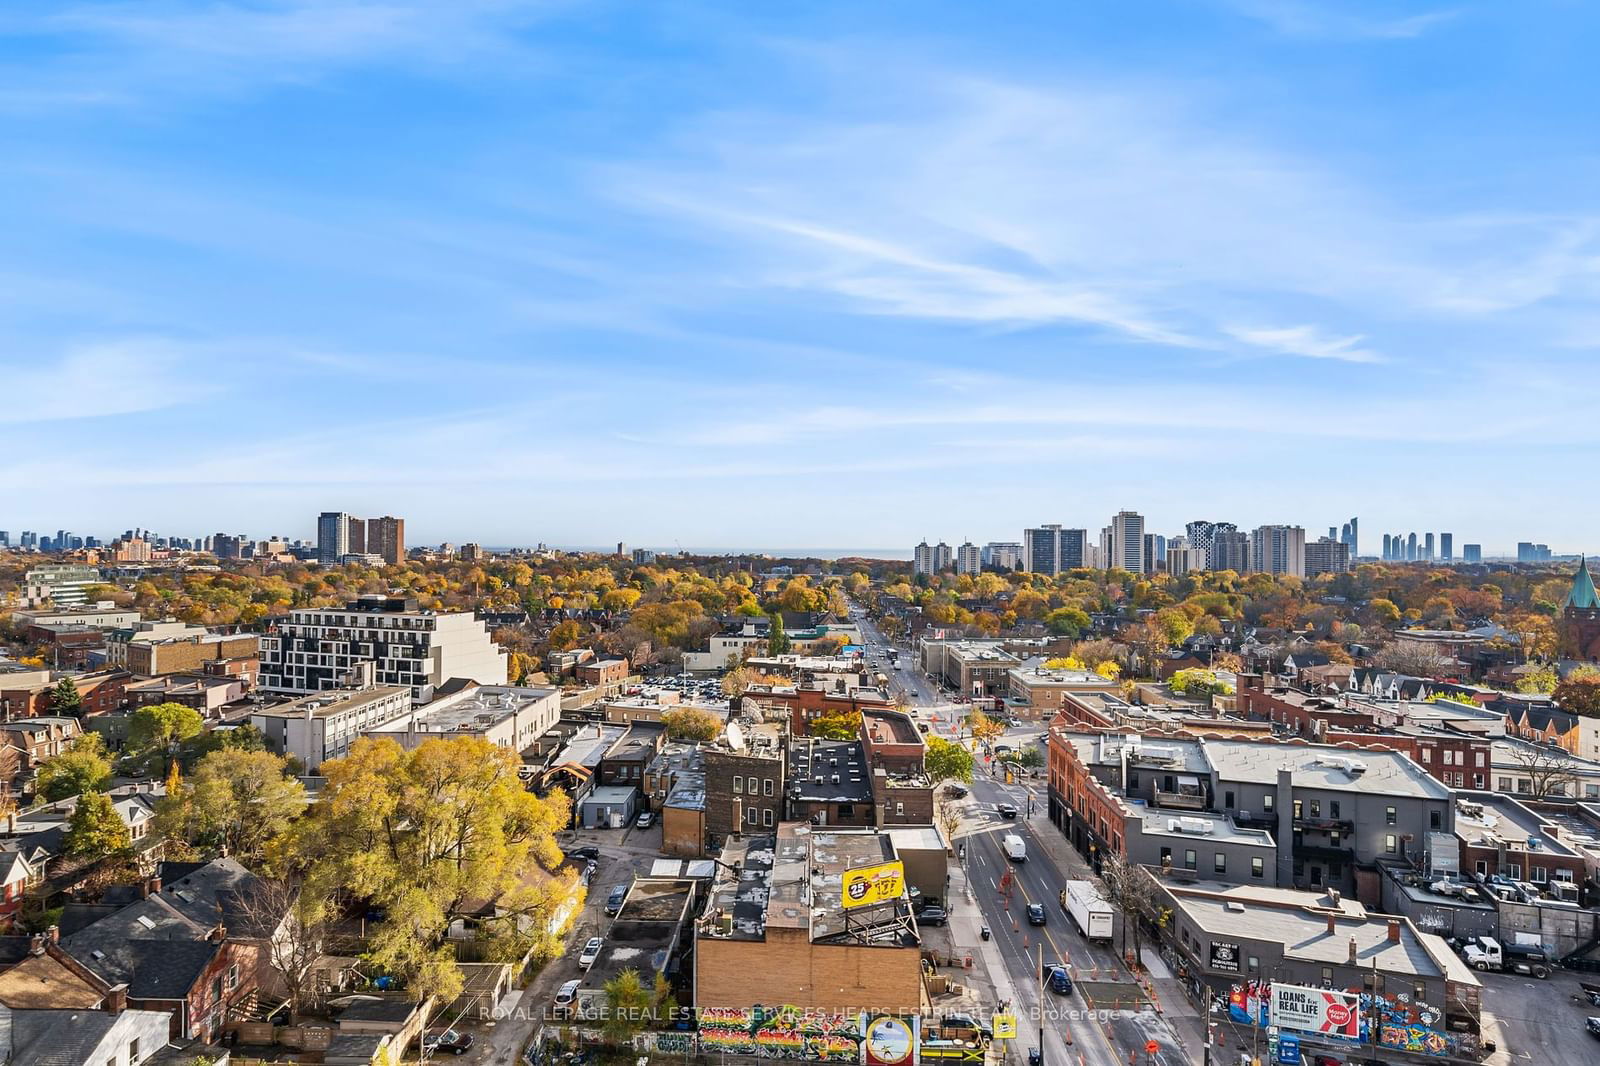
[1165,881,1449,979]
[788,738,874,804]
[1011,664,1119,687]
[1454,792,1579,856]
[252,684,410,720]
[1131,802,1275,847]
[1202,737,1449,800]
[701,824,916,946]
[367,684,556,735]
[862,707,922,744]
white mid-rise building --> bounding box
[1250,524,1306,577]
[21,564,102,607]
[251,682,413,770]
[982,542,1023,570]
[258,594,507,700]
[1110,510,1145,574]
[956,541,982,576]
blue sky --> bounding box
[3,1,1598,554]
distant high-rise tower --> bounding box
[1110,510,1146,574]
[913,540,935,577]
[933,542,953,572]
[956,542,981,577]
[1022,525,1062,576]
[1424,532,1435,561]
[1440,533,1453,562]
[1462,544,1482,564]
[369,516,406,565]
[317,512,352,565]
[1251,525,1306,577]
[1382,533,1393,560]
[1406,532,1418,561]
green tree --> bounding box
[47,678,82,716]
[1044,607,1090,637]
[156,749,306,863]
[766,613,791,656]
[126,702,204,774]
[660,708,722,743]
[35,733,112,801]
[925,736,975,783]
[63,791,131,860]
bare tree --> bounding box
[1096,852,1159,963]
[232,878,328,1020]
[1371,642,1451,678]
[936,799,962,849]
[1503,743,1580,800]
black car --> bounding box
[605,884,628,916]
[569,846,601,861]
[424,1029,475,1055]
[918,904,950,926]
[944,783,970,798]
[997,803,1018,819]
[1026,903,1046,925]
[1587,1016,1600,1040]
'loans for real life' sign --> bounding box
[842,861,906,909]
[1269,983,1360,1040]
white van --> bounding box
[554,979,581,1015]
[1002,833,1027,862]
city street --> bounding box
[854,605,1192,1066]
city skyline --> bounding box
[5,3,1600,548]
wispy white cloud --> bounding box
[1216,1,1460,40]
[1225,324,1383,363]
[0,339,221,424]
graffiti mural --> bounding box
[697,1005,864,1061]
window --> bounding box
[1293,800,1303,819]
[1413,982,1426,1003]
[1330,801,1340,819]
[733,777,743,794]
[1225,790,1235,809]
[129,1040,140,1063]
[895,802,904,816]
[1385,806,1397,826]
[1475,752,1485,767]
[1214,853,1226,874]
[1251,857,1264,879]
[1321,967,1333,985]
[1247,956,1259,973]
[211,976,222,1002]
[1475,860,1488,876]
[1159,846,1173,865]
[1184,849,1197,871]
[1310,799,1321,818]
[747,776,757,794]
[1385,834,1398,854]
[1532,866,1548,883]
[1420,748,1432,762]
[226,963,238,989]
[1429,811,1442,830]
[763,808,774,827]
[763,779,774,797]
[1498,777,1512,792]
[1506,863,1522,879]
[746,807,757,825]
[1329,831,1341,848]
[1262,794,1274,812]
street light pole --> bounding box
[1037,941,1046,1066]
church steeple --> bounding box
[1566,556,1599,610]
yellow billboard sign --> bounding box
[991,1014,1017,1040]
[841,861,906,909]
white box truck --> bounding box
[1060,880,1114,942]
[1002,833,1027,861]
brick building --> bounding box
[0,670,131,721]
[740,683,894,736]
[577,657,631,692]
[703,747,785,845]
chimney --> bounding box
[27,933,44,956]
[209,922,226,943]
[103,983,128,1015]
[1326,913,1336,935]
[1387,920,1401,944]
[4,813,14,834]
[1348,936,1358,964]
[45,925,58,944]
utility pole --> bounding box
[1037,940,1046,1066]
[1368,957,1381,1066]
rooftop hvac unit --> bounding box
[1181,817,1214,835]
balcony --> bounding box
[1294,816,1355,832]
[1153,789,1207,811]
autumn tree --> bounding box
[545,619,584,652]
[925,736,975,783]
[156,749,306,863]
[1370,642,1449,678]
[967,710,1004,746]
[126,702,204,774]
[1554,675,1600,717]
[809,709,862,741]
[661,708,722,743]
[63,791,131,861]
[1044,607,1090,637]
[294,735,571,1004]
[35,733,112,801]
[47,678,82,716]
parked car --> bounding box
[1587,1017,1600,1040]
[1026,903,1046,925]
[579,936,604,969]
[1043,965,1073,995]
[917,904,950,926]
[569,845,601,861]
[423,1030,475,1056]
[605,884,627,916]
[944,783,969,798]
[636,811,655,829]
[554,979,581,1013]
[996,803,1018,819]
[936,1012,992,1043]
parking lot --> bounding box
[1478,966,1600,1066]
